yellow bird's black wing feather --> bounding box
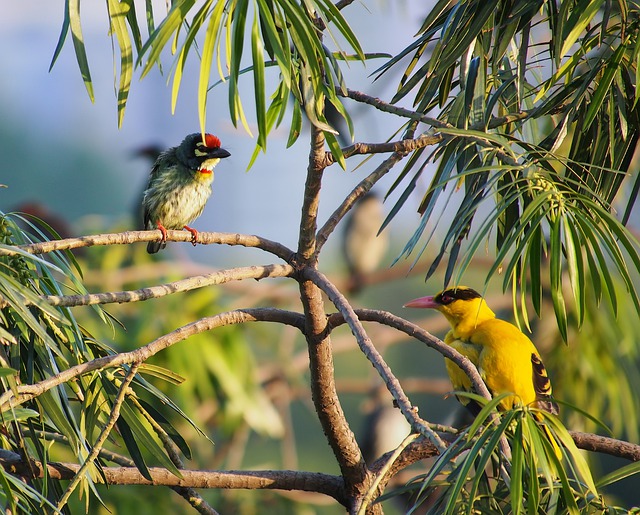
[531,353,559,415]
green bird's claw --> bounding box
[184,225,199,246]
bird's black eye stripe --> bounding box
[194,143,212,157]
[436,287,482,304]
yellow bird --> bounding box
[404,286,558,416]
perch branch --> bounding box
[41,264,294,307]
[297,126,372,511]
[1,231,294,262]
[0,308,305,411]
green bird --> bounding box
[142,133,231,254]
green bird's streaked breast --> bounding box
[143,162,214,231]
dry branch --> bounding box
[0,452,345,504]
[2,231,294,262]
[42,264,294,307]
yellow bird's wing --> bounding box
[472,319,547,411]
[443,331,483,414]
[531,353,559,415]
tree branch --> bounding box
[569,431,640,462]
[340,89,519,166]
[41,264,294,307]
[337,309,492,403]
[306,270,448,452]
[296,126,375,512]
[298,128,327,261]
[315,151,405,255]
[2,231,294,262]
[129,395,219,515]
[321,131,441,168]
[0,454,345,504]
[0,308,305,411]
[34,431,220,515]
[58,363,140,508]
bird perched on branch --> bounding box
[342,192,388,293]
[142,133,230,254]
[404,286,558,417]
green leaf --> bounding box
[200,0,230,135]
[171,0,214,114]
[550,217,568,341]
[596,460,640,488]
[68,0,94,101]
[107,0,133,127]
[139,0,198,78]
[137,363,185,385]
[251,10,267,149]
[583,44,626,131]
[559,0,605,59]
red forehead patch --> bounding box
[204,133,221,148]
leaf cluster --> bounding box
[0,214,201,511]
[376,0,640,336]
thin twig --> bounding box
[306,270,448,452]
[320,131,441,168]
[129,395,219,515]
[315,151,406,255]
[57,363,140,509]
[356,433,420,515]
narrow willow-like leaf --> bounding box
[255,0,291,87]
[467,411,518,509]
[436,127,516,159]
[596,460,640,488]
[116,394,182,478]
[36,390,80,450]
[574,213,617,313]
[570,217,587,321]
[562,216,584,324]
[0,467,17,514]
[107,0,133,127]
[115,415,151,481]
[138,363,185,385]
[68,0,94,100]
[314,0,364,61]
[324,131,345,169]
[437,1,497,78]
[50,1,70,72]
[123,0,143,54]
[137,399,192,460]
[510,414,524,515]
[227,0,250,131]
[583,44,625,131]
[559,0,605,59]
[543,412,599,495]
[171,0,214,114]
[287,98,302,147]
[139,0,197,77]
[528,224,543,316]
[549,216,568,341]
[485,193,550,280]
[251,11,267,149]
[444,428,495,514]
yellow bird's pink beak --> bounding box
[403,295,439,309]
